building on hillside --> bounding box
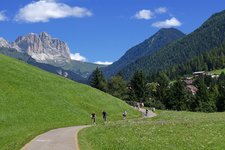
[193,71,205,77]
[186,85,198,95]
[211,74,220,78]
[206,72,220,78]
[193,71,219,79]
[183,79,194,85]
[185,76,193,80]
[182,78,198,95]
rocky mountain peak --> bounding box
[15,33,38,43]
[0,37,11,48]
[10,32,71,63]
[39,32,51,40]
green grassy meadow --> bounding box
[79,110,225,150]
[211,68,225,75]
[0,54,140,150]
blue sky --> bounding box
[0,0,224,64]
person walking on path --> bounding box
[137,103,140,110]
[91,112,96,125]
[102,111,107,123]
[145,109,149,116]
[122,111,127,120]
[152,107,156,113]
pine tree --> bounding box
[155,72,170,107]
[194,78,215,112]
[89,67,107,92]
[129,71,147,102]
[217,88,225,112]
[146,82,158,98]
[218,72,225,86]
[156,72,170,88]
[168,80,190,111]
[208,83,218,112]
[217,72,225,111]
[107,75,128,100]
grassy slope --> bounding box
[79,111,225,150]
[211,68,225,75]
[48,59,106,74]
[0,54,140,150]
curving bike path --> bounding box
[21,108,156,150]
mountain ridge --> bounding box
[102,28,186,79]
[119,10,225,79]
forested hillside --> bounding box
[164,42,225,79]
[102,28,185,79]
[120,10,225,80]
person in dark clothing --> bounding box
[102,111,107,123]
[91,112,96,125]
[146,109,149,116]
[122,111,127,120]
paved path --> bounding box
[21,108,156,150]
[139,108,157,118]
[21,125,90,150]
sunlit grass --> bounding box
[0,54,140,150]
[79,111,225,150]
[211,68,225,75]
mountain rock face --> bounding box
[11,32,71,63]
[0,33,104,83]
[0,37,11,48]
[102,28,185,79]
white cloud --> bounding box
[0,11,7,21]
[155,7,167,14]
[94,61,113,65]
[152,17,182,28]
[14,0,92,23]
[134,9,153,20]
[70,53,87,62]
